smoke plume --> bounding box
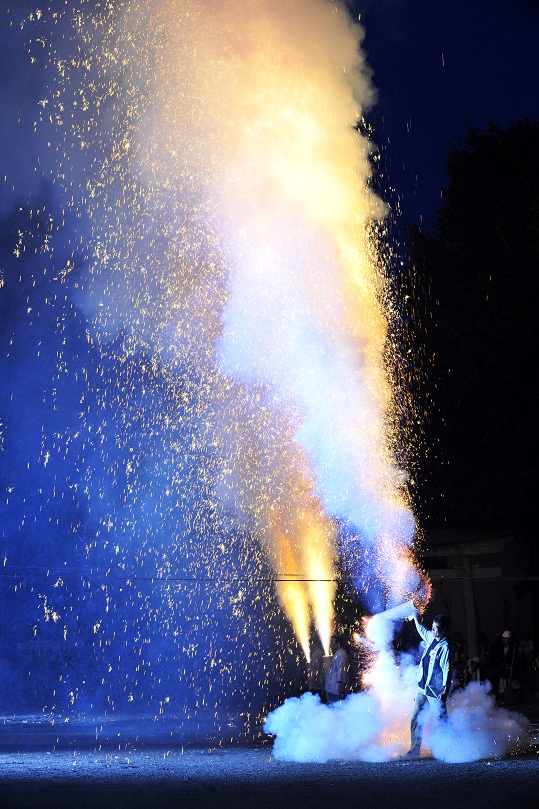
[1,0,423,723]
[265,612,529,762]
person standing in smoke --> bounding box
[403,612,453,759]
[325,634,349,703]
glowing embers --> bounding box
[26,0,424,711]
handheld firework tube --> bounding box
[365,599,418,647]
[375,599,417,622]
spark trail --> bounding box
[79,0,420,644]
[2,0,424,726]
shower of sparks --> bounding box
[1,0,428,727]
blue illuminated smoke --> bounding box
[0,0,420,730]
[0,175,301,722]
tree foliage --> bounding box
[406,120,539,532]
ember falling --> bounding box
[1,0,424,730]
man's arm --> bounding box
[411,613,431,644]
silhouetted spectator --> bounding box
[518,630,535,700]
[493,630,522,704]
[519,630,534,661]
[464,656,481,684]
[478,632,493,681]
[325,635,349,703]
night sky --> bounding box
[1,0,539,721]
[353,0,539,225]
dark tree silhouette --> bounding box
[404,120,539,533]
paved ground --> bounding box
[1,746,539,809]
[0,703,537,809]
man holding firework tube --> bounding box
[403,611,453,758]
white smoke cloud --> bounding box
[24,0,422,663]
[425,683,529,763]
[265,613,529,763]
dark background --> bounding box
[351,0,539,640]
[353,0,539,226]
